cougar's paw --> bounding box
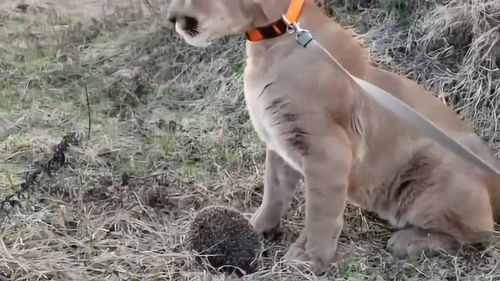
[250,207,281,239]
[387,228,460,258]
[283,230,336,274]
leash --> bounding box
[289,23,500,176]
[262,0,500,176]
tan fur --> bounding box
[167,0,500,273]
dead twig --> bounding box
[85,86,92,142]
[0,133,79,213]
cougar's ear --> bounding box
[255,0,290,20]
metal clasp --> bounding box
[281,15,314,48]
[281,15,296,34]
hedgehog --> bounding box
[186,206,261,276]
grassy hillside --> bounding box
[0,0,498,280]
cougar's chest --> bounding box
[244,80,303,172]
[244,82,274,146]
[243,46,305,172]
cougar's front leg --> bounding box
[251,149,302,236]
[284,129,352,273]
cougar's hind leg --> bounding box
[387,173,494,258]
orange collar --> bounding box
[245,0,305,42]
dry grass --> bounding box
[355,0,500,153]
[0,0,498,280]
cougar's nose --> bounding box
[167,11,177,25]
[167,7,178,25]
[168,15,177,25]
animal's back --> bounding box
[304,2,470,134]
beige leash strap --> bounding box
[290,23,500,176]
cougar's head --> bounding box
[167,0,290,47]
[166,0,253,46]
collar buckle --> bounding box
[246,0,306,42]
